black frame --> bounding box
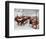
[5,1,45,38]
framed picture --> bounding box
[5,1,45,38]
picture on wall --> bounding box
[5,1,45,38]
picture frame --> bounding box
[5,1,45,38]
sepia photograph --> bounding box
[14,9,39,30]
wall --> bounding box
[0,0,46,39]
